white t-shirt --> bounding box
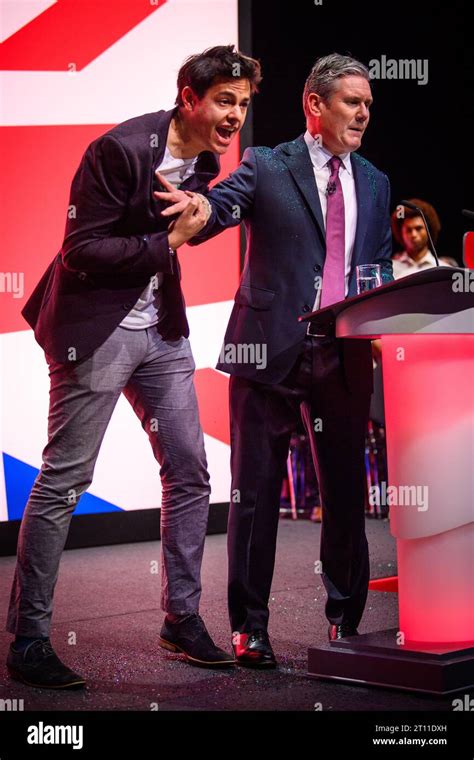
[119,146,198,330]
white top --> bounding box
[119,146,198,330]
[392,249,445,279]
[304,130,357,311]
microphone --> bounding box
[462,209,474,221]
[400,200,440,266]
[326,180,337,195]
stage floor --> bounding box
[0,518,461,712]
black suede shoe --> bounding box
[7,638,86,690]
[158,614,235,667]
[232,630,277,668]
[328,623,359,641]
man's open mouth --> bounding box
[216,126,236,140]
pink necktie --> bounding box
[320,156,345,308]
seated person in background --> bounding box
[390,197,457,278]
[372,198,457,367]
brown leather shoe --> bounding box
[159,614,235,667]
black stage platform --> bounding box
[0,519,470,712]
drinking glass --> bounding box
[356,263,382,294]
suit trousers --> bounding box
[228,335,371,633]
[6,324,210,637]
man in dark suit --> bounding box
[6,46,261,688]
[156,53,393,667]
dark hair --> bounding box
[175,45,262,106]
[391,198,441,247]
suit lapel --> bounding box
[350,153,374,274]
[180,150,220,191]
[152,107,175,168]
[279,136,325,242]
[150,108,176,225]
[279,139,376,286]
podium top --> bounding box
[300,267,474,339]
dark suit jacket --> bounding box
[22,107,220,362]
[190,135,393,392]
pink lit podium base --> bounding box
[302,269,474,694]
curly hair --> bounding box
[391,198,441,247]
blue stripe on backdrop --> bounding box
[3,453,124,520]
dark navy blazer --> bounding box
[191,135,393,391]
[21,107,220,362]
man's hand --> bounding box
[154,171,212,248]
[154,171,211,220]
[154,171,194,217]
[167,194,208,249]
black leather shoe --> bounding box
[7,639,86,690]
[232,630,277,668]
[328,623,359,641]
[158,614,235,667]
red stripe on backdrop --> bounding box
[194,369,230,446]
[0,0,165,72]
[0,126,240,334]
[180,226,241,307]
[180,142,241,306]
[0,124,114,334]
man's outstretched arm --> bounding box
[156,147,258,246]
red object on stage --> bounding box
[368,576,398,593]
[463,231,474,269]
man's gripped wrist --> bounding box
[195,193,212,222]
[167,233,179,251]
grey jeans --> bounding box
[6,325,211,637]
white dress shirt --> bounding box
[304,130,358,311]
[391,249,449,279]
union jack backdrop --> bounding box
[0,0,240,522]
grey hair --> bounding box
[303,53,370,112]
